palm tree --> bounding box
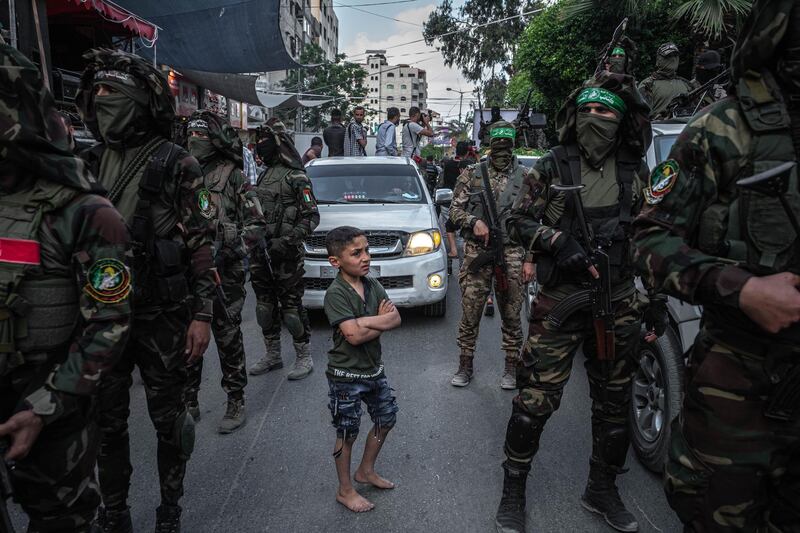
[673,0,752,39]
[442,116,473,142]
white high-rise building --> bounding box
[361,50,428,134]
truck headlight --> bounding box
[405,230,442,256]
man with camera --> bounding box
[401,107,434,160]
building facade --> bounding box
[362,50,428,134]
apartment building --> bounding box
[362,50,428,134]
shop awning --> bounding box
[49,0,159,41]
[179,69,261,106]
[113,0,300,73]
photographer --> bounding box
[401,106,434,160]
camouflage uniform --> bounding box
[0,44,131,532]
[449,141,526,386]
[638,43,693,120]
[633,3,800,530]
[495,74,653,533]
[183,111,265,429]
[76,49,216,529]
[248,127,320,380]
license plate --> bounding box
[320,266,337,278]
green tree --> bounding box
[673,0,752,39]
[279,44,368,130]
[483,76,508,107]
[421,144,445,160]
[513,1,694,136]
[443,113,474,142]
[423,0,546,83]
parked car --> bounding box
[630,119,702,472]
[302,156,450,317]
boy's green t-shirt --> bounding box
[323,273,388,380]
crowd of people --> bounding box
[1,2,799,533]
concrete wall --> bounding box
[294,132,379,158]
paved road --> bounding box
[9,269,681,532]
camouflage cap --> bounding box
[657,43,679,57]
[0,43,98,191]
[188,110,243,166]
[76,48,175,141]
[556,71,652,157]
[731,0,796,81]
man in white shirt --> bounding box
[401,106,434,158]
[375,107,400,156]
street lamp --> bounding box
[446,87,474,125]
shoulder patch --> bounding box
[644,160,679,205]
[85,258,131,303]
[197,188,215,219]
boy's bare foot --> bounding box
[354,469,396,489]
[336,488,375,513]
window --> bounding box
[386,84,394,89]
[400,108,406,113]
[400,96,407,101]
[408,73,415,78]
[399,73,404,77]
[386,72,395,78]
[386,96,394,101]
[401,84,407,89]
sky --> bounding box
[335,0,480,123]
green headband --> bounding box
[576,87,626,114]
[611,47,626,57]
[490,127,516,140]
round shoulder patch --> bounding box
[85,258,131,303]
[197,188,215,219]
[644,160,679,205]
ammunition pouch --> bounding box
[218,222,238,246]
[152,240,189,304]
[764,362,800,421]
[534,254,560,287]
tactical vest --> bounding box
[550,144,639,285]
[256,165,301,239]
[0,183,81,364]
[697,72,800,275]
[204,159,239,247]
[462,159,525,245]
[86,141,190,306]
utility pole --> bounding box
[446,87,473,125]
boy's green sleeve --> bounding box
[374,279,389,302]
[324,285,355,327]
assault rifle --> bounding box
[667,68,730,118]
[516,88,534,148]
[212,268,233,322]
[0,438,15,533]
[258,238,275,279]
[595,17,628,77]
[467,162,509,292]
[545,184,615,377]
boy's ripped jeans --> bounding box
[327,376,399,439]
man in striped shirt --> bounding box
[344,106,368,156]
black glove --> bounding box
[552,233,591,272]
[644,295,669,337]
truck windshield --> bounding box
[306,164,427,205]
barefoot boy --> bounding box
[323,226,402,513]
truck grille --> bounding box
[304,231,407,258]
[304,275,413,292]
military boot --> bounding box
[450,352,474,387]
[154,504,181,533]
[500,354,517,390]
[288,341,313,380]
[494,460,530,533]
[92,507,133,533]
[248,335,283,375]
[218,397,246,434]
[581,424,638,532]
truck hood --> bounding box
[316,203,437,232]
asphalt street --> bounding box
[9,265,682,533]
